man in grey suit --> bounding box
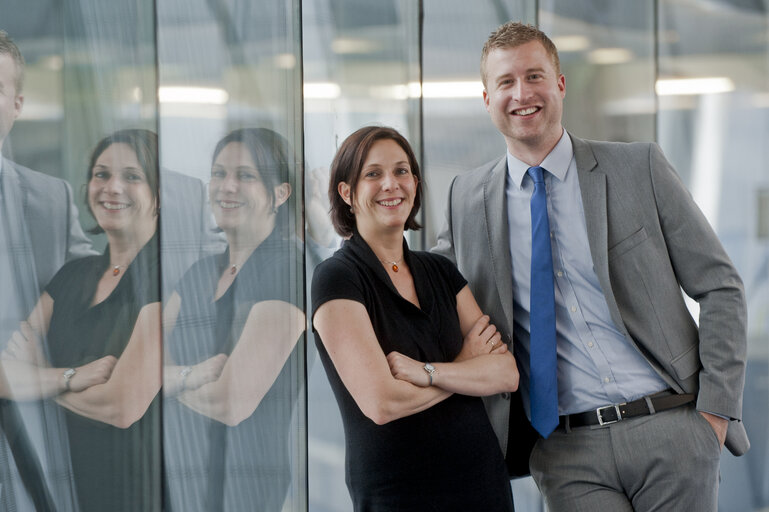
[434,21,748,511]
[0,30,93,512]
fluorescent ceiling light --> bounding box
[274,53,296,69]
[158,86,229,105]
[587,48,633,65]
[655,77,735,96]
[366,81,485,100]
[304,82,341,99]
[331,38,379,54]
[418,81,484,98]
[552,35,590,52]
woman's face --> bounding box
[88,142,156,237]
[209,141,279,239]
[340,138,417,236]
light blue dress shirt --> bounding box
[505,131,669,417]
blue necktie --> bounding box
[527,166,558,438]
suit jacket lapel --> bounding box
[483,156,515,335]
[571,135,627,336]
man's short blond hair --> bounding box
[480,21,560,87]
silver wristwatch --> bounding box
[423,362,436,386]
[63,368,77,391]
[179,366,192,392]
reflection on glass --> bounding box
[0,28,94,511]
[3,129,162,511]
[163,128,304,511]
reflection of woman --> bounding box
[163,128,304,511]
[2,129,163,511]
[312,126,518,510]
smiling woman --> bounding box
[311,126,518,511]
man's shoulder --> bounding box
[573,135,656,160]
[5,158,64,185]
[452,155,506,188]
[3,158,70,200]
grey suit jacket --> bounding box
[160,168,225,296]
[433,133,749,462]
[1,157,94,307]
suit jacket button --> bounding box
[501,392,510,400]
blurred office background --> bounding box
[0,0,766,510]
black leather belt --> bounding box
[560,391,695,429]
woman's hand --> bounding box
[3,322,46,365]
[184,354,228,392]
[387,351,431,387]
[67,356,118,393]
[456,315,506,361]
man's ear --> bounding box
[13,93,23,120]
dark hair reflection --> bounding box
[2,128,163,511]
[163,128,304,511]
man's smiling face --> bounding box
[482,40,565,157]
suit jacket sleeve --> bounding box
[432,175,458,265]
[649,143,747,420]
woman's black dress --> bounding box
[45,236,160,512]
[312,233,514,511]
[163,230,303,512]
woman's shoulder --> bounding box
[311,245,369,307]
[46,254,102,299]
[51,254,102,282]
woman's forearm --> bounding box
[0,362,66,400]
[56,303,162,428]
[430,352,519,396]
[176,300,304,427]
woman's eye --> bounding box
[396,168,411,175]
[238,171,258,181]
[93,170,108,179]
[365,171,379,178]
[211,169,226,179]
[125,173,144,182]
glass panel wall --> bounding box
[0,1,161,511]
[657,2,769,511]
[157,0,306,511]
[302,2,421,509]
[0,1,306,511]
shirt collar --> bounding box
[506,130,574,189]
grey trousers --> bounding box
[529,404,721,511]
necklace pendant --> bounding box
[230,265,238,275]
[112,266,121,276]
[392,264,399,272]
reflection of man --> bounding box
[0,30,93,511]
[0,30,93,324]
[434,22,748,510]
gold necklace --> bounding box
[379,257,403,272]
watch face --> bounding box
[424,363,435,373]
[64,369,76,378]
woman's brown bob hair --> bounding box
[328,126,422,237]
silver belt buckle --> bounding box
[596,404,622,425]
